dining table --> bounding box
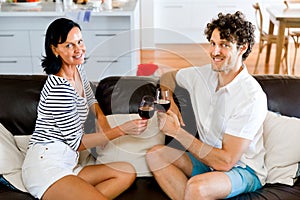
[266,6,300,74]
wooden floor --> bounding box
[141,43,300,76]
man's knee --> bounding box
[185,176,209,199]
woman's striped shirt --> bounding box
[28,65,97,151]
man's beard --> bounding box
[211,55,238,74]
[212,63,233,74]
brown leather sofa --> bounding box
[0,74,300,200]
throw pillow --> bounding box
[95,113,165,177]
[14,135,31,156]
[0,123,27,192]
[263,111,300,185]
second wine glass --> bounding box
[138,95,155,119]
[155,88,171,113]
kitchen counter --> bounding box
[0,0,138,17]
[0,0,140,81]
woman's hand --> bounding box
[118,119,148,135]
[157,110,181,138]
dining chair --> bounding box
[284,0,300,74]
[252,2,290,74]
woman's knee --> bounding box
[145,144,165,160]
[110,162,136,174]
[109,162,136,182]
[145,144,165,168]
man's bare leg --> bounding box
[146,144,193,200]
[184,171,232,200]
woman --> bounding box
[22,18,148,200]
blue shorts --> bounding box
[187,153,262,198]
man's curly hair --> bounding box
[204,11,255,61]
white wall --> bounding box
[140,0,155,48]
[139,0,284,45]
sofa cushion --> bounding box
[0,122,95,193]
[14,135,31,156]
[96,113,165,177]
[263,111,300,185]
[0,124,27,192]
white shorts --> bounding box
[22,141,83,199]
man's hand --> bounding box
[157,110,181,138]
[160,70,185,126]
[169,99,185,126]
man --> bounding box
[146,11,268,199]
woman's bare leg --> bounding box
[42,175,108,200]
[42,162,135,200]
[78,162,136,199]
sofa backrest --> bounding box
[95,76,159,115]
[0,75,47,136]
[254,75,300,118]
[1,74,300,136]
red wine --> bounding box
[138,106,155,119]
[155,99,170,112]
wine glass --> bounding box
[138,95,155,119]
[155,88,171,113]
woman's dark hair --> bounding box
[204,11,255,61]
[41,18,81,74]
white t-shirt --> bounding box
[176,64,268,185]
